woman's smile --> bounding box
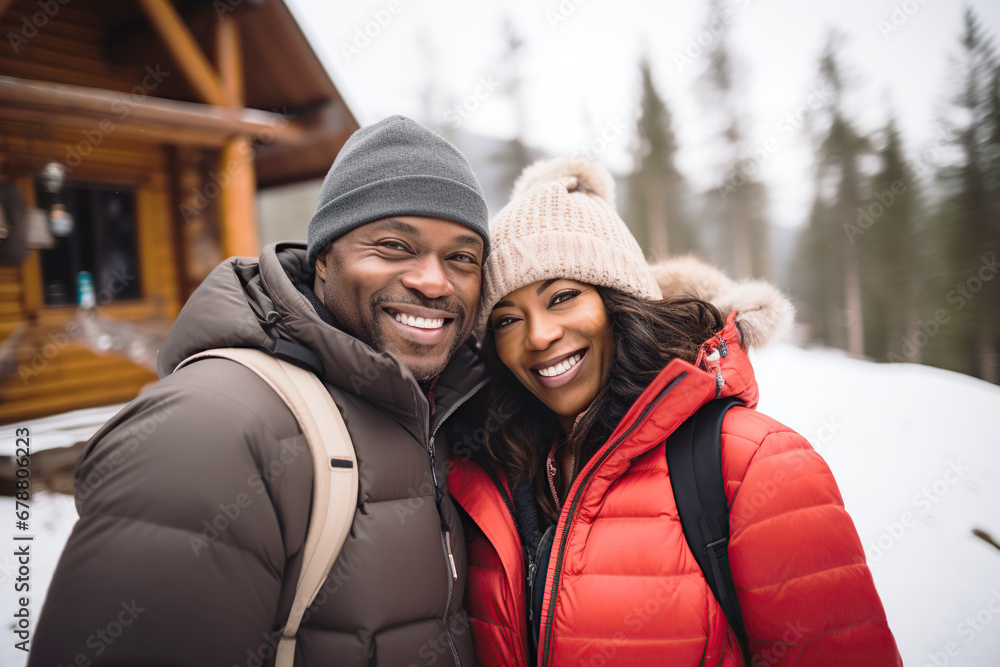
[531,348,587,387]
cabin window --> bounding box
[34,181,142,306]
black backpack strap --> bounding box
[273,338,325,376]
[665,397,751,663]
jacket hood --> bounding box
[649,255,795,350]
[157,242,487,426]
[647,254,796,410]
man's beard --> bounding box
[348,292,469,380]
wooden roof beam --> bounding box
[138,0,229,108]
[0,75,304,146]
[215,14,243,108]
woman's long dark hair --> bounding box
[479,287,725,527]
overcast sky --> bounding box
[286,0,1000,229]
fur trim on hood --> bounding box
[648,255,795,349]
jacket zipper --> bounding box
[546,454,560,510]
[484,467,539,667]
[482,467,535,597]
[546,443,576,511]
[484,474,539,623]
[538,373,687,667]
[527,525,555,624]
[423,377,492,667]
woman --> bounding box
[447,157,901,666]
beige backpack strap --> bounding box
[177,348,358,667]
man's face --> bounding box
[314,216,484,380]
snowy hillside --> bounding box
[2,344,999,665]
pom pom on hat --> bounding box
[511,156,617,206]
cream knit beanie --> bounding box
[479,156,661,332]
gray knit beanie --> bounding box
[307,115,490,266]
[479,156,661,333]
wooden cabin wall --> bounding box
[0,120,183,424]
[0,0,355,424]
[0,0,153,96]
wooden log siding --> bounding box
[0,0,358,423]
[0,124,176,423]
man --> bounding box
[30,116,491,667]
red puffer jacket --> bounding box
[449,312,902,666]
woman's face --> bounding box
[490,279,614,429]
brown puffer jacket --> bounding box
[29,242,490,667]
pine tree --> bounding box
[697,0,770,279]
[792,34,870,355]
[862,118,919,362]
[927,9,1000,382]
[792,194,838,345]
[625,58,694,258]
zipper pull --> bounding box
[527,555,537,621]
[428,436,440,487]
[546,451,560,510]
[445,530,458,581]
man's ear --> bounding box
[315,247,329,281]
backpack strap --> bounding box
[665,397,751,663]
[176,347,358,667]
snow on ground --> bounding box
[0,403,127,455]
[752,343,1000,667]
[0,404,125,666]
[1,492,78,665]
[2,348,999,665]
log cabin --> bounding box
[0,0,358,424]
